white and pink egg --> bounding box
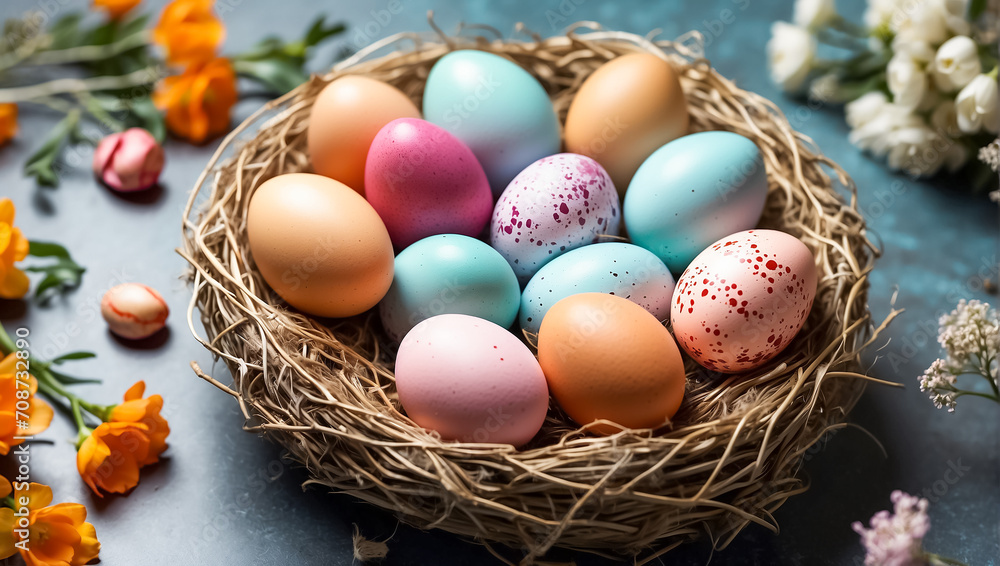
[489,153,620,285]
[670,229,817,373]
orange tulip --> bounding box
[0,104,16,146]
[0,477,101,566]
[0,353,52,455]
[0,198,30,299]
[153,0,224,66]
[92,0,142,19]
[153,57,237,144]
[109,381,169,465]
[76,422,151,496]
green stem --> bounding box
[71,398,92,449]
[828,15,870,37]
[24,30,152,68]
[952,389,1000,402]
[35,376,75,420]
[0,496,14,509]
[0,65,161,104]
[0,324,16,356]
[816,28,869,51]
[926,552,968,566]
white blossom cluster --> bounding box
[768,0,999,177]
[919,299,1000,412]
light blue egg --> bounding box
[379,234,521,342]
[423,50,561,198]
[519,242,675,335]
[623,131,768,274]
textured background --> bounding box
[0,0,997,564]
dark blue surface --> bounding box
[0,1,997,564]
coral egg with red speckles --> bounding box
[670,230,817,373]
[101,283,169,339]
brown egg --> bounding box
[247,173,394,318]
[307,76,421,195]
[564,53,689,196]
[537,293,686,435]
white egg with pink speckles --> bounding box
[489,153,620,285]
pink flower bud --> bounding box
[93,128,165,192]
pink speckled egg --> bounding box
[101,283,169,339]
[365,118,493,249]
[670,230,817,373]
[394,314,550,446]
[490,153,620,285]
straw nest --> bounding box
[180,22,893,564]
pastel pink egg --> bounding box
[489,153,620,285]
[394,314,549,446]
[670,230,817,373]
[365,118,493,249]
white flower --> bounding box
[767,22,816,93]
[891,36,936,63]
[865,0,900,29]
[920,358,959,410]
[887,53,928,110]
[930,99,961,137]
[891,0,950,46]
[955,74,1000,134]
[933,36,982,92]
[885,123,947,175]
[809,73,840,102]
[848,97,922,157]
[846,91,889,129]
[943,0,972,35]
[794,0,837,30]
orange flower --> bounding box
[92,0,142,19]
[0,104,16,146]
[0,477,101,566]
[153,57,237,144]
[0,198,30,300]
[153,0,224,66]
[76,422,151,496]
[0,353,52,455]
[109,381,169,465]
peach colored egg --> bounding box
[247,173,394,318]
[307,76,421,195]
[670,230,818,373]
[395,314,549,446]
[537,293,686,435]
[564,53,689,196]
[101,283,169,339]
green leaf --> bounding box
[23,111,80,187]
[124,97,166,142]
[28,241,71,259]
[235,58,309,94]
[304,17,346,49]
[47,368,101,385]
[50,351,96,364]
[46,14,84,50]
[119,14,151,38]
[969,0,987,20]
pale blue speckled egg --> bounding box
[519,242,675,335]
[624,131,768,274]
[422,50,561,197]
[378,234,521,342]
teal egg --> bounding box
[519,242,675,335]
[423,50,561,197]
[623,131,768,273]
[379,234,521,342]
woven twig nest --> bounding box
[181,23,890,563]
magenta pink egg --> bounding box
[365,118,493,249]
[670,229,817,373]
[394,314,550,446]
